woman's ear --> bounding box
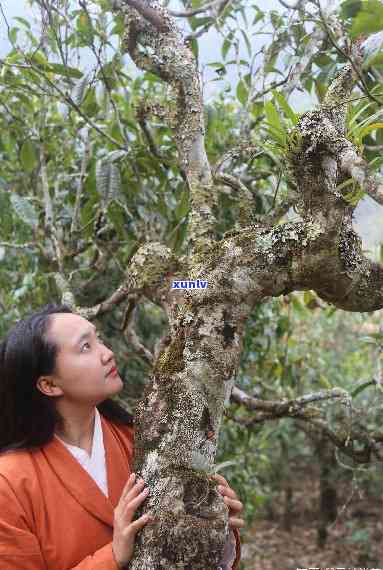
[36,376,63,397]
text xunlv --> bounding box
[172,280,208,289]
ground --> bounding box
[239,463,383,570]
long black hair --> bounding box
[0,303,134,455]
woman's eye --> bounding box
[81,342,91,352]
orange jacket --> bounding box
[0,414,241,569]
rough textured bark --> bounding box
[67,4,383,568]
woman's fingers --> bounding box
[120,473,136,501]
[223,496,243,513]
[229,517,245,529]
[219,485,238,500]
[124,477,146,502]
[122,486,150,522]
[210,473,229,486]
[127,513,153,534]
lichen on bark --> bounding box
[105,4,383,568]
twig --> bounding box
[0,2,10,37]
[122,303,154,365]
[169,0,231,17]
[20,55,128,150]
[315,0,383,107]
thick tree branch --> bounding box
[65,242,181,318]
[113,0,217,256]
[112,0,169,32]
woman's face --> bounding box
[37,312,124,404]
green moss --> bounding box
[153,334,186,375]
[286,127,303,162]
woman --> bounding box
[0,304,243,569]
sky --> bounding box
[0,0,382,253]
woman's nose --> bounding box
[101,344,114,362]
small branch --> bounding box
[79,286,139,319]
[19,55,128,150]
[213,143,261,177]
[231,385,349,416]
[0,241,41,250]
[169,0,231,17]
[315,0,383,107]
[0,2,10,37]
[277,0,303,8]
[251,70,293,101]
[229,386,380,463]
[262,199,297,227]
[135,102,177,173]
[214,173,255,228]
[78,0,127,144]
[80,241,179,318]
[122,303,154,366]
[336,141,383,206]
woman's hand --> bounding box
[112,472,153,568]
[210,473,245,530]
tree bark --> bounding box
[67,4,383,568]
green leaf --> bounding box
[107,200,126,240]
[264,101,284,132]
[264,101,287,145]
[20,140,38,172]
[222,31,234,60]
[71,74,90,107]
[340,0,362,19]
[82,87,99,117]
[189,16,213,31]
[273,91,299,125]
[351,379,376,398]
[174,190,189,220]
[240,29,252,58]
[96,159,121,205]
[29,50,49,66]
[236,79,249,105]
[10,193,39,228]
[350,0,383,37]
[360,121,383,139]
[9,27,18,46]
[48,63,83,79]
[13,17,31,29]
[190,38,199,60]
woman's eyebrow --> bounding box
[73,325,97,347]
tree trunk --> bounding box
[130,298,250,568]
[317,435,338,548]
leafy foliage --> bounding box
[1,0,383,548]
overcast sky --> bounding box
[0,0,382,253]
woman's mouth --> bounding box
[107,366,118,377]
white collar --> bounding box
[54,407,102,461]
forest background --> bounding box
[1,0,383,568]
